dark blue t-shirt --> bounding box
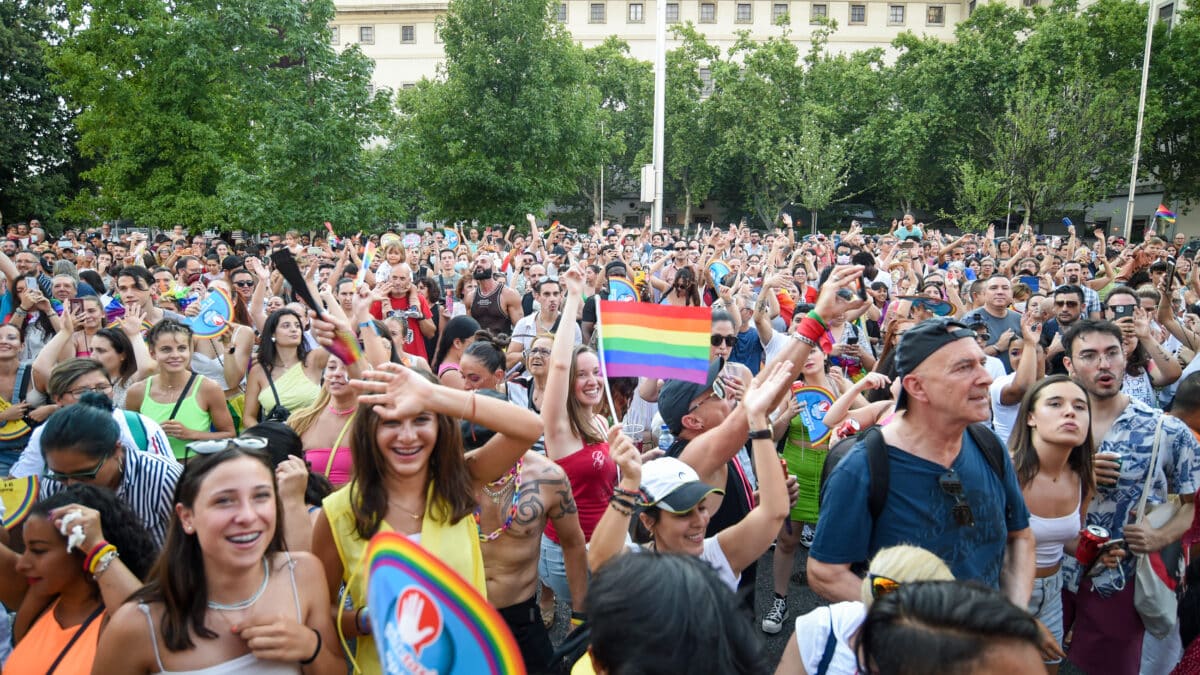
[810,429,1030,589]
[731,327,764,376]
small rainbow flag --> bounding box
[1156,205,1177,223]
[597,300,712,383]
[356,241,377,288]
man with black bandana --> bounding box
[464,252,522,336]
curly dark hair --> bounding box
[31,484,159,580]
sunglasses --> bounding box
[687,386,726,415]
[46,446,114,483]
[710,334,737,347]
[184,437,268,461]
[234,280,256,288]
[869,573,901,600]
[938,469,975,527]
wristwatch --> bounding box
[748,428,773,441]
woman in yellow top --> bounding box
[311,362,544,675]
[126,319,235,460]
[243,309,325,427]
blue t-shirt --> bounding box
[731,327,764,375]
[810,429,1030,589]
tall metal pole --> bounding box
[1123,0,1157,242]
[651,0,666,232]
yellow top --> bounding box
[323,482,487,675]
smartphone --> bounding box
[1112,304,1135,320]
[1019,275,1040,291]
[1166,256,1178,293]
[68,298,85,316]
[308,246,322,255]
[445,294,454,313]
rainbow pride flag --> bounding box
[1156,205,1177,223]
[597,300,712,383]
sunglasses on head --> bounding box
[710,334,737,347]
[184,437,268,462]
[869,573,901,599]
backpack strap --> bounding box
[123,410,149,453]
[864,426,890,522]
[966,423,1006,482]
[815,606,839,675]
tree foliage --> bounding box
[401,0,600,224]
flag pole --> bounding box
[593,299,621,425]
[1122,0,1157,242]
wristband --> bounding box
[795,317,825,350]
[570,611,587,627]
[806,310,828,330]
[82,540,109,572]
[299,627,322,665]
[85,542,117,575]
[612,486,642,501]
[748,428,772,441]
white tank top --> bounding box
[1028,494,1081,568]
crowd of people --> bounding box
[1,212,1200,673]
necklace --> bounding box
[388,497,424,520]
[482,463,519,503]
[475,460,523,542]
[327,402,356,416]
[207,558,270,611]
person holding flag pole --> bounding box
[536,265,615,627]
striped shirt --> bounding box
[40,449,181,549]
[11,409,175,480]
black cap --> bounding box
[551,245,567,256]
[221,254,244,272]
[604,260,627,278]
[658,359,723,436]
[894,318,977,410]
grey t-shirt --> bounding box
[963,308,1022,372]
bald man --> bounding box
[369,262,436,360]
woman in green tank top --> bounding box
[126,319,236,460]
[762,348,868,634]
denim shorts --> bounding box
[538,534,572,605]
[1029,567,1065,664]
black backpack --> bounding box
[818,422,1008,522]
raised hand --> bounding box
[352,362,434,421]
[742,360,794,419]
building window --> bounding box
[811,3,827,22]
[590,2,606,22]
[330,25,339,45]
[773,3,789,22]
[926,5,944,24]
[628,2,644,22]
[700,2,716,22]
[666,2,680,21]
[556,2,568,21]
[699,67,713,97]
[888,5,905,24]
[736,2,752,22]
[849,4,866,22]
[1159,2,1174,23]
[1022,0,1037,6]
[359,26,374,44]
[968,0,976,14]
[401,25,415,43]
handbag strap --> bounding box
[45,604,104,675]
[167,372,199,421]
[815,606,838,675]
[1135,415,1168,525]
[323,413,356,479]
[264,365,283,409]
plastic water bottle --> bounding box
[658,425,674,452]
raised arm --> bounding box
[543,267,586,448]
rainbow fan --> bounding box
[365,531,524,675]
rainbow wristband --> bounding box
[805,310,828,330]
[796,317,826,351]
[86,543,117,575]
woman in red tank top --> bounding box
[539,267,616,624]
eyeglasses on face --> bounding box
[527,347,552,357]
[686,387,725,415]
[46,447,114,483]
[938,469,975,527]
[710,334,737,347]
[65,383,113,398]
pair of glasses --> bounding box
[710,334,737,347]
[234,280,255,288]
[687,387,725,415]
[527,347,551,357]
[938,469,975,527]
[1054,300,1080,308]
[66,383,113,398]
[185,437,269,461]
[869,573,900,600]
[46,446,114,483]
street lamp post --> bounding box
[650,0,666,232]
[1123,0,1157,241]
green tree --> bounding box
[658,25,719,227]
[775,119,851,234]
[1147,5,1200,210]
[402,0,600,224]
[49,0,387,232]
[0,0,81,223]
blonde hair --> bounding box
[288,387,331,437]
[860,545,955,607]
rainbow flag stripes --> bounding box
[1156,204,1177,224]
[598,300,712,384]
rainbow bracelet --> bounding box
[85,542,117,575]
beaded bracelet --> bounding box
[612,486,641,501]
[608,496,635,516]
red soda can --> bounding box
[1076,525,1110,569]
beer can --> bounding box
[1076,525,1110,569]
